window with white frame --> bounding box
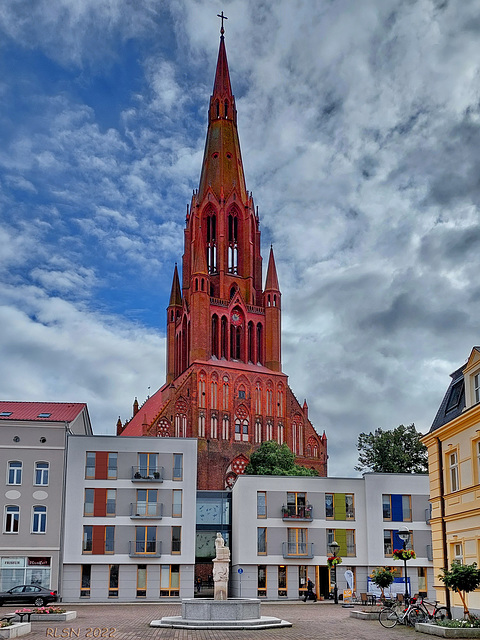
[4,505,19,533]
[7,461,22,485]
[32,505,47,533]
[475,373,480,404]
[34,462,49,486]
[449,451,459,492]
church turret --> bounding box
[189,226,210,363]
[167,264,182,383]
[264,246,282,372]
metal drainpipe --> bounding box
[437,437,451,613]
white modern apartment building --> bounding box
[230,473,433,601]
[62,435,197,602]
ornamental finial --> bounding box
[217,11,228,36]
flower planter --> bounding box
[349,610,379,620]
[14,612,76,622]
[416,623,480,638]
[0,622,31,638]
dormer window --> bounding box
[445,380,463,413]
[475,373,480,404]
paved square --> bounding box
[9,602,420,640]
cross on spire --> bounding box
[217,11,228,36]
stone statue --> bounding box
[213,532,230,600]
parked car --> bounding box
[0,585,58,607]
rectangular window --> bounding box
[160,564,180,597]
[257,491,267,518]
[453,542,463,564]
[257,527,267,554]
[173,454,183,481]
[384,529,414,556]
[257,565,267,597]
[172,490,182,517]
[34,462,49,486]
[106,489,116,516]
[449,451,459,492]
[108,564,119,597]
[108,453,118,480]
[32,506,47,533]
[105,526,115,553]
[298,565,307,597]
[84,489,94,517]
[418,567,427,594]
[136,489,158,517]
[287,528,307,555]
[346,529,356,556]
[83,526,93,553]
[138,453,158,478]
[7,461,22,485]
[80,565,91,598]
[382,494,412,521]
[85,452,96,479]
[172,526,181,554]
[325,494,334,518]
[475,373,480,404]
[285,492,307,518]
[135,526,157,555]
[4,505,19,533]
[382,494,391,520]
[137,565,147,597]
[345,494,355,520]
[278,565,287,597]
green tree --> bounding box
[245,441,318,476]
[439,563,480,619]
[355,423,428,474]
[370,567,395,600]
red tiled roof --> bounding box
[0,401,87,422]
[120,387,167,436]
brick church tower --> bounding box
[119,26,327,489]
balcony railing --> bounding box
[425,507,432,524]
[131,466,164,482]
[128,540,162,557]
[130,502,163,519]
[281,504,313,521]
[282,542,314,559]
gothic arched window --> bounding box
[211,315,219,358]
[206,209,217,273]
[227,208,239,274]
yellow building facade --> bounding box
[422,346,480,616]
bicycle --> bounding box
[378,596,426,628]
[407,596,450,625]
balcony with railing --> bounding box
[281,504,313,521]
[282,542,314,559]
[130,502,163,519]
[128,540,162,558]
[131,466,164,482]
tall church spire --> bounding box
[197,29,247,203]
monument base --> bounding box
[151,598,292,630]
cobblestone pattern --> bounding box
[6,603,419,640]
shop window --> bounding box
[257,565,267,597]
[137,565,147,597]
[108,564,119,597]
[80,565,91,598]
[160,564,179,597]
[278,565,287,597]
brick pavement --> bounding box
[6,602,420,640]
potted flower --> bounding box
[327,556,342,568]
[392,548,416,561]
[370,567,395,600]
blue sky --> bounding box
[1,0,480,476]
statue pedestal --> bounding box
[213,557,229,600]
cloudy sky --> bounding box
[1,0,479,476]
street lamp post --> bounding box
[329,540,340,604]
[397,526,412,602]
